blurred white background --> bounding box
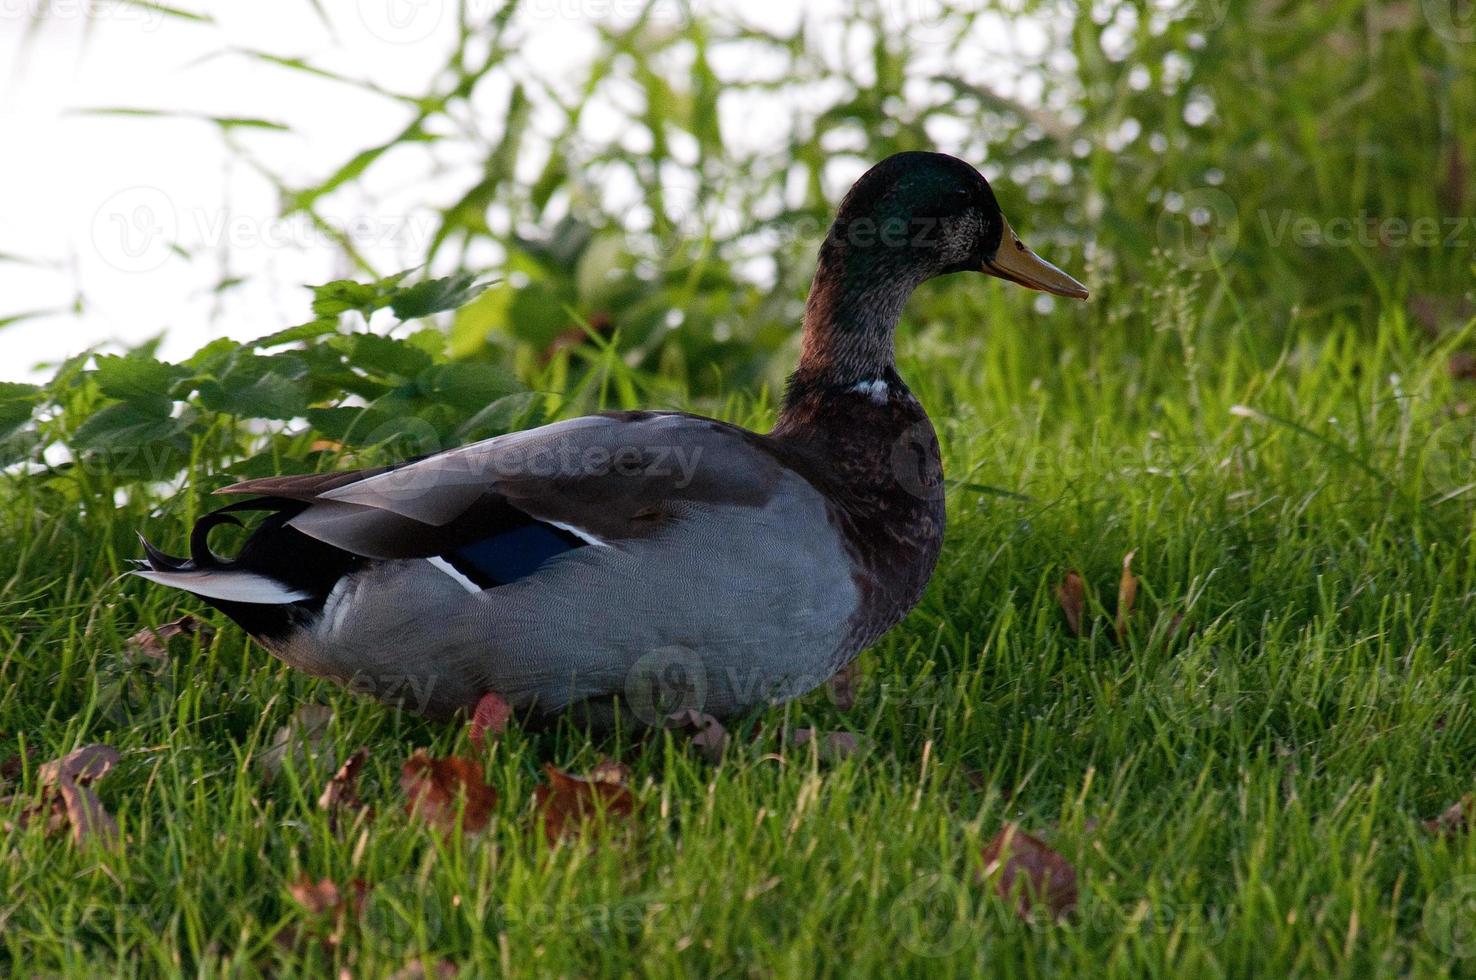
[0,0,1051,380]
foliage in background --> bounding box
[3,0,1473,496]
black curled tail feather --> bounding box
[139,496,367,641]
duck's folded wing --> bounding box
[217,412,790,563]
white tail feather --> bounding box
[130,569,310,604]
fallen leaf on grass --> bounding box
[38,744,119,786]
[125,614,213,663]
[533,763,636,844]
[1116,550,1138,641]
[827,660,859,711]
[590,757,632,785]
[468,691,512,745]
[283,875,369,950]
[789,728,868,763]
[400,750,496,834]
[1056,571,1086,636]
[318,748,370,829]
[666,708,728,763]
[259,704,336,782]
[3,744,120,847]
[980,823,1078,922]
[1422,794,1473,836]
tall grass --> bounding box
[2,0,1475,976]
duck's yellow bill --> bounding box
[982,215,1089,300]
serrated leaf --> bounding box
[349,334,434,379]
[92,355,189,414]
[247,318,341,349]
[310,279,384,319]
[71,402,186,450]
[389,272,487,320]
[415,362,521,412]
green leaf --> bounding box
[92,355,190,415]
[415,362,522,413]
[247,318,341,349]
[389,272,488,320]
[310,279,385,319]
[347,334,434,379]
[71,402,186,450]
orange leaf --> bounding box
[1116,550,1138,641]
[532,763,636,844]
[981,823,1078,922]
[469,691,512,745]
[1056,571,1086,636]
[400,750,496,834]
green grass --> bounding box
[4,266,1476,977]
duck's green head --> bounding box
[823,150,1088,300]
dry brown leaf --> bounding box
[827,660,860,711]
[7,744,121,847]
[318,748,370,828]
[980,823,1078,922]
[125,614,213,663]
[468,691,512,745]
[532,763,637,844]
[1422,794,1473,836]
[589,757,632,785]
[38,744,120,787]
[1116,550,1138,641]
[1056,571,1086,636]
[289,876,344,916]
[790,728,868,763]
[400,750,496,834]
[666,708,729,764]
[57,779,118,847]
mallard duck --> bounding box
[135,151,1087,726]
